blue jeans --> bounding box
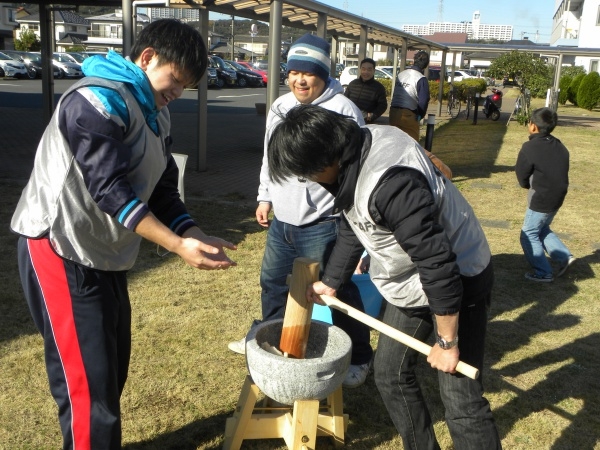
[373,277,501,449]
[257,216,373,365]
[520,208,572,277]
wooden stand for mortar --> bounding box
[223,258,348,450]
[222,376,347,450]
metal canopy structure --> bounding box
[173,0,447,50]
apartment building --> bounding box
[551,0,600,72]
[403,11,513,42]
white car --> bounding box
[51,53,83,78]
[447,70,475,82]
[0,51,28,78]
[339,65,394,89]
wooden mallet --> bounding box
[278,258,320,359]
[318,294,480,380]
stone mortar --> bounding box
[245,319,352,405]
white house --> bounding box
[16,10,90,52]
[85,9,149,52]
[551,0,600,72]
[0,4,18,50]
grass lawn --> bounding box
[1,98,599,449]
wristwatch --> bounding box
[436,334,459,350]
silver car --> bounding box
[51,53,83,78]
[0,51,28,78]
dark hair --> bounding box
[530,107,557,135]
[268,105,359,183]
[130,19,207,87]
[413,51,430,70]
[360,58,376,68]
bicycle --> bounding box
[447,85,461,119]
[464,87,477,120]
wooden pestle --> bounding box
[278,258,320,359]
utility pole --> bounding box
[230,15,235,61]
[250,23,258,63]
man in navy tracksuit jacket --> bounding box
[11,20,236,449]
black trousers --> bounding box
[18,237,131,450]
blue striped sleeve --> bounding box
[169,213,197,236]
[116,197,150,231]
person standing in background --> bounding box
[389,51,452,179]
[389,50,430,142]
[516,107,575,282]
[344,57,388,123]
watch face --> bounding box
[437,334,458,349]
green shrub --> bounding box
[568,73,586,106]
[558,75,572,105]
[527,73,552,98]
[561,65,586,79]
[576,71,600,110]
[428,79,487,102]
[380,78,393,97]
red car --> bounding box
[236,61,268,84]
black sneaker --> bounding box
[556,257,576,278]
[524,272,554,283]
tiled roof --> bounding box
[18,10,90,26]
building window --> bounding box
[591,60,599,73]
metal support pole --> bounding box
[473,93,480,125]
[122,0,133,57]
[316,12,327,39]
[40,5,54,124]
[437,50,446,118]
[424,114,436,151]
[358,26,367,65]
[267,0,283,110]
[390,46,399,98]
[399,37,407,69]
[196,8,209,172]
[330,35,338,78]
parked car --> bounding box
[280,62,288,85]
[252,60,289,85]
[2,50,61,79]
[51,56,83,78]
[428,67,442,82]
[236,60,268,84]
[224,60,264,87]
[338,65,393,89]
[206,66,218,87]
[446,70,475,82]
[54,52,83,66]
[0,51,28,78]
[79,51,109,59]
[209,55,237,88]
[66,52,87,64]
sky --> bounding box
[212,0,556,43]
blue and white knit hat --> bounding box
[286,33,331,81]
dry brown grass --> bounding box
[1,99,599,449]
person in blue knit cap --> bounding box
[228,33,374,388]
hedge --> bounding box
[558,75,572,105]
[568,73,586,106]
[428,78,487,102]
[576,71,600,111]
